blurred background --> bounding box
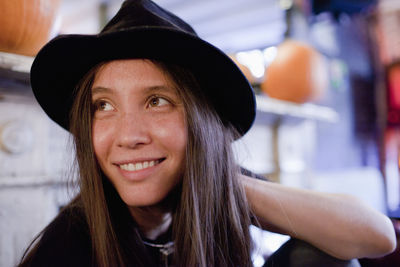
[1,0,400,266]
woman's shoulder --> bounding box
[20,203,92,267]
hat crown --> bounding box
[101,0,197,36]
[31,0,255,136]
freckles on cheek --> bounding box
[157,114,187,140]
[92,120,111,157]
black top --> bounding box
[22,169,265,267]
[22,207,93,267]
[22,206,174,267]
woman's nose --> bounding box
[115,112,151,148]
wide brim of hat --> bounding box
[30,27,256,136]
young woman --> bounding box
[20,0,396,266]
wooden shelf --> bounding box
[0,51,33,72]
[0,52,33,85]
[0,52,339,125]
[255,95,339,125]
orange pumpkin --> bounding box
[261,40,328,103]
[0,0,61,56]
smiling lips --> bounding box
[118,159,164,172]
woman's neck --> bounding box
[129,205,172,240]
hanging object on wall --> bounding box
[0,0,61,56]
[261,39,328,104]
[0,120,34,154]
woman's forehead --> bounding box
[95,59,165,80]
[91,59,178,93]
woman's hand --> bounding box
[240,174,396,260]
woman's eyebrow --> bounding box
[144,85,180,99]
[146,85,176,94]
[91,85,177,96]
[91,86,114,96]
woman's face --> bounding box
[91,59,187,208]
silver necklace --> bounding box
[142,240,174,257]
[142,240,174,267]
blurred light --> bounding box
[279,0,293,10]
[385,130,400,213]
[280,160,306,173]
[386,159,400,212]
[263,46,278,66]
[236,50,265,79]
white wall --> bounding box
[0,90,74,267]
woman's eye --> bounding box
[149,97,169,107]
[94,100,114,111]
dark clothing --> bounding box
[21,171,360,267]
[20,207,173,267]
[21,207,93,267]
[264,239,361,267]
[21,206,361,267]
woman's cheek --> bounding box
[156,113,186,145]
[92,119,114,160]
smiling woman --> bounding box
[90,60,187,209]
[52,54,253,266]
[18,0,396,267]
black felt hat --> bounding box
[30,0,256,136]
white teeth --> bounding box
[119,160,158,172]
[128,163,134,170]
[135,162,143,170]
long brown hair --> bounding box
[159,62,253,266]
[22,59,254,267]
